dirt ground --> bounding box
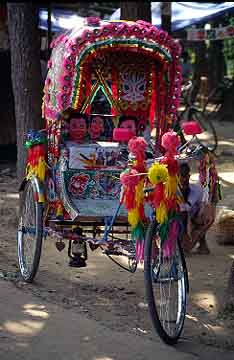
[0,119,234,351]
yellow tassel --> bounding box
[135,179,144,207]
[26,159,46,182]
[156,202,168,224]
[128,208,140,228]
[148,163,168,185]
[37,158,46,182]
[26,165,33,180]
[165,175,178,198]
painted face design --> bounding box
[121,70,146,102]
[89,116,104,140]
[69,117,87,142]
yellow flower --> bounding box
[148,163,168,185]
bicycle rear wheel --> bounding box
[189,108,218,152]
[17,178,43,282]
[144,220,187,345]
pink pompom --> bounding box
[120,169,140,187]
[86,16,101,26]
[128,136,147,156]
[162,130,180,154]
[128,136,147,164]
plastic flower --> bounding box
[148,163,168,185]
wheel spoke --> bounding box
[144,221,187,344]
[17,179,43,282]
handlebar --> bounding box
[181,80,193,93]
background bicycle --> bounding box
[173,80,218,152]
[202,77,234,124]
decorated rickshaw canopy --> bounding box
[42,17,182,132]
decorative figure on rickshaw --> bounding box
[69,113,88,143]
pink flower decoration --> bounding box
[82,30,94,42]
[136,20,152,28]
[47,60,52,69]
[86,16,101,26]
[117,23,128,36]
[158,30,168,44]
[129,136,147,155]
[128,136,147,163]
[148,28,159,40]
[162,130,180,154]
[120,169,140,187]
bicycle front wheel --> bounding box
[144,220,187,345]
[17,178,43,282]
[189,108,218,152]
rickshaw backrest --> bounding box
[42,18,182,164]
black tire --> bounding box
[188,108,218,152]
[144,220,187,345]
[17,178,43,282]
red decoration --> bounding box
[128,136,147,164]
[161,130,180,155]
[120,169,140,210]
[181,121,203,136]
[152,182,164,208]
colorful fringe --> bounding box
[25,130,47,187]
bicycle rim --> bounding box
[17,180,43,282]
[144,221,187,345]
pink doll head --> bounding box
[89,115,105,141]
[69,113,88,142]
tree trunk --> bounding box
[191,41,209,103]
[0,51,16,145]
[120,1,151,22]
[208,40,225,92]
[7,3,43,184]
[160,2,171,34]
[224,259,234,311]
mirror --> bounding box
[181,121,203,136]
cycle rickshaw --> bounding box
[17,17,220,345]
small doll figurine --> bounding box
[88,115,105,141]
[69,113,88,143]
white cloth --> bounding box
[180,183,203,217]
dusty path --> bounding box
[1,279,234,360]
